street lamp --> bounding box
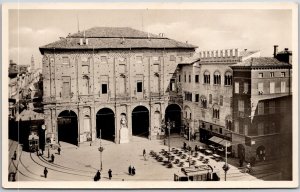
[98,129,104,171]
[222,132,231,181]
[166,119,174,163]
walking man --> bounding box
[51,154,55,163]
[128,165,132,175]
[94,170,101,181]
[132,167,136,176]
[57,147,61,155]
[44,167,48,178]
[108,169,112,180]
[143,149,146,157]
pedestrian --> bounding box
[12,151,17,160]
[108,169,112,180]
[128,165,132,175]
[132,166,136,176]
[239,158,244,167]
[44,167,48,178]
[195,145,198,152]
[57,147,61,155]
[183,142,186,149]
[143,149,146,157]
[94,170,101,181]
[51,154,55,163]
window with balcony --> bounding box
[212,105,220,119]
[258,82,264,95]
[200,96,207,108]
[243,82,249,94]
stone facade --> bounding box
[42,48,195,144]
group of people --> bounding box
[94,169,113,181]
[128,165,136,176]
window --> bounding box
[281,81,286,93]
[258,73,263,78]
[220,95,223,106]
[200,97,207,108]
[238,100,244,112]
[178,75,181,82]
[281,72,286,77]
[189,75,191,83]
[226,120,232,131]
[137,81,143,92]
[195,94,199,102]
[219,128,223,134]
[170,55,176,61]
[82,76,89,95]
[258,102,264,115]
[204,71,210,84]
[136,56,143,63]
[258,123,264,135]
[209,94,212,104]
[234,121,239,133]
[62,76,71,98]
[213,109,220,119]
[153,64,159,73]
[235,82,239,94]
[184,73,187,82]
[224,71,232,86]
[244,82,249,94]
[100,56,107,63]
[62,56,69,65]
[195,75,199,83]
[170,79,175,91]
[213,71,221,85]
[101,84,108,94]
[185,92,192,101]
[82,65,89,74]
[268,82,275,94]
[258,82,264,95]
[244,124,248,136]
[270,72,274,77]
[269,101,275,114]
[119,64,126,74]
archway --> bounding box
[165,104,182,134]
[96,108,115,141]
[132,106,149,138]
[256,145,266,161]
[57,110,78,145]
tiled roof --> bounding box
[179,54,200,65]
[231,57,292,68]
[39,27,197,53]
[17,109,44,121]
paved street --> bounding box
[9,136,281,182]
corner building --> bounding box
[39,27,196,145]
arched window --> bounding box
[200,95,207,109]
[224,71,232,86]
[225,115,232,130]
[203,71,210,84]
[212,104,220,119]
[214,71,221,85]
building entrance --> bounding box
[132,106,149,138]
[165,104,182,134]
[96,108,115,142]
[57,110,78,145]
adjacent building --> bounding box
[39,27,197,145]
[230,46,292,162]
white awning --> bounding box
[209,136,223,143]
[219,140,231,147]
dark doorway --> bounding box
[57,110,78,145]
[256,145,266,161]
[237,144,245,160]
[165,104,182,134]
[96,108,115,141]
[132,106,149,138]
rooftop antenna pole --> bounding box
[77,15,80,32]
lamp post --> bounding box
[98,129,104,171]
[166,119,174,163]
[222,132,231,181]
[188,125,191,167]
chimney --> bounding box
[273,45,278,57]
[284,48,289,51]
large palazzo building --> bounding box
[39,27,196,145]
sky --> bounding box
[9,9,292,68]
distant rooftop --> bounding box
[231,57,292,68]
[39,27,197,54]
